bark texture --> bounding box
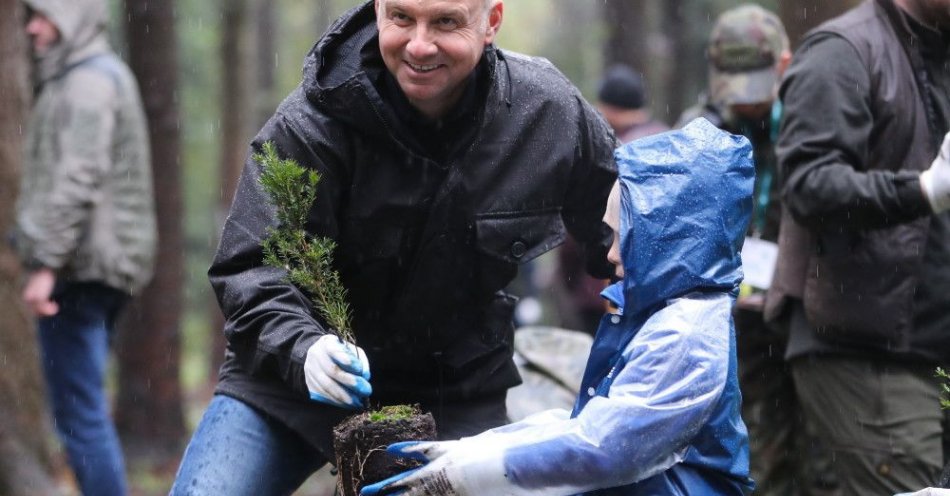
[116,0,187,461]
[209,0,254,382]
[0,2,59,493]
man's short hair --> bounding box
[707,4,789,106]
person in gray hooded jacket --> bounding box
[16,0,155,494]
[171,0,617,494]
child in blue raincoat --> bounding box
[361,118,756,496]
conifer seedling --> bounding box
[255,141,354,343]
[255,141,437,496]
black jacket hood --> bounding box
[210,4,617,452]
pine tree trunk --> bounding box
[209,0,254,382]
[661,0,689,123]
[0,2,59,493]
[116,0,187,463]
[255,0,279,129]
[602,0,649,73]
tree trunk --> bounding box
[602,1,684,123]
[255,0,279,129]
[779,0,862,49]
[116,0,187,463]
[0,2,60,494]
[209,0,254,381]
[660,0,689,124]
[603,0,649,73]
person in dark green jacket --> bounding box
[766,0,950,493]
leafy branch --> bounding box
[256,141,354,342]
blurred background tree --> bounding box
[0,0,862,493]
[114,0,188,477]
[0,2,60,493]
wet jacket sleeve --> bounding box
[25,70,116,269]
[563,96,618,280]
[778,34,931,230]
[456,294,731,495]
[209,104,348,396]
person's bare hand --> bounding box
[22,268,59,316]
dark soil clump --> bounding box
[333,405,437,496]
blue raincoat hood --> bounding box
[609,118,754,316]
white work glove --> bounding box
[920,132,950,213]
[895,489,950,496]
[304,334,371,409]
[359,440,519,496]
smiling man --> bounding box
[170,0,617,494]
[376,0,502,118]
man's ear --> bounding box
[484,1,503,44]
[776,49,792,78]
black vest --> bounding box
[766,0,938,351]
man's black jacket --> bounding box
[209,2,617,454]
[766,0,950,362]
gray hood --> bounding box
[25,0,111,83]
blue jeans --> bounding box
[171,392,509,495]
[38,282,128,496]
[169,395,327,495]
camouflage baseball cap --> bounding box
[708,4,789,106]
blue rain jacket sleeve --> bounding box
[460,293,732,495]
[416,119,752,495]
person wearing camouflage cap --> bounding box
[706,4,789,111]
[677,3,791,126]
[676,5,840,496]
[16,0,155,494]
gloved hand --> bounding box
[304,334,371,409]
[920,132,950,213]
[359,440,511,496]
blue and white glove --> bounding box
[304,334,371,409]
[359,440,516,496]
[921,132,950,213]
